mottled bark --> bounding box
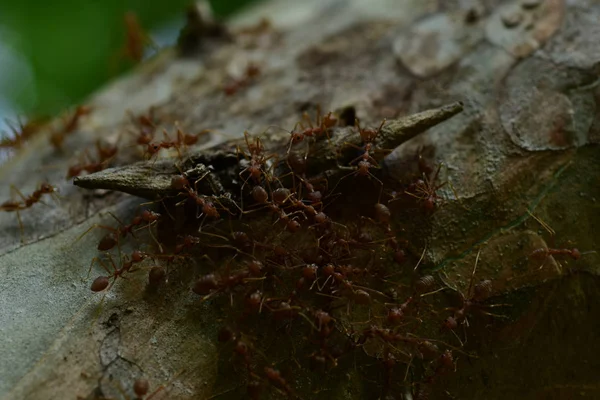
[1,0,599,399]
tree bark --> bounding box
[1,0,599,399]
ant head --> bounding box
[147,143,160,155]
[171,175,189,190]
[290,132,304,145]
[40,183,56,193]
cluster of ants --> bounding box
[0,102,583,399]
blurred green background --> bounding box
[0,0,257,118]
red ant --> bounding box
[127,107,158,145]
[0,116,47,149]
[529,247,581,261]
[89,249,153,292]
[67,139,119,179]
[144,126,210,160]
[237,131,279,210]
[404,162,447,211]
[110,11,157,73]
[223,63,261,96]
[1,183,59,242]
[170,170,229,220]
[76,209,161,252]
[49,105,93,149]
[122,12,152,63]
[288,105,337,146]
[441,251,507,341]
[330,118,387,201]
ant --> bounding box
[529,247,581,261]
[0,116,47,149]
[223,63,261,96]
[404,162,447,211]
[128,107,158,145]
[441,250,507,341]
[1,183,59,242]
[329,118,387,201]
[170,170,230,220]
[288,105,337,147]
[49,105,93,149]
[110,11,158,72]
[237,131,278,210]
[89,249,154,292]
[122,12,153,64]
[76,209,161,252]
[144,126,210,160]
[67,139,119,179]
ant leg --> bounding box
[10,185,28,203]
[86,256,102,280]
[16,210,25,244]
[326,169,357,199]
[74,223,118,245]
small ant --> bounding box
[67,139,119,179]
[128,107,158,145]
[89,250,153,292]
[288,105,337,146]
[0,116,47,149]
[529,247,581,261]
[170,171,229,220]
[441,251,507,340]
[330,118,387,201]
[49,105,92,149]
[237,131,278,210]
[1,183,59,242]
[76,209,161,252]
[144,126,210,160]
[404,163,447,211]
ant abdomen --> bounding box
[193,274,219,295]
[133,378,149,397]
[251,185,269,204]
[414,275,436,294]
[91,276,110,292]
[472,279,492,301]
[148,266,166,287]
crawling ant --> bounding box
[128,107,158,145]
[529,247,581,261]
[441,251,507,339]
[89,250,153,292]
[404,162,447,211]
[237,131,278,209]
[170,171,229,220]
[330,118,387,200]
[0,116,47,149]
[49,105,92,149]
[67,139,119,179]
[76,209,161,252]
[122,12,153,64]
[144,126,210,160]
[1,183,59,242]
[288,105,337,147]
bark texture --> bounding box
[1,0,599,399]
